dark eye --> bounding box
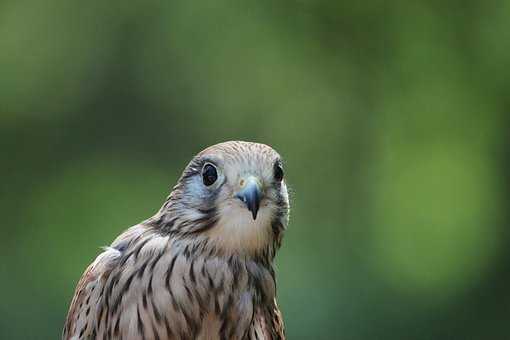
[202,163,218,186]
[274,162,284,182]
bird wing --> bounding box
[273,300,286,340]
[252,298,285,340]
[62,244,122,340]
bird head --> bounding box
[155,141,290,256]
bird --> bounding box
[63,141,290,340]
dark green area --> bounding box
[1,1,509,339]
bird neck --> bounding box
[144,209,280,262]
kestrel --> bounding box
[63,141,290,340]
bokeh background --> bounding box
[1,1,509,339]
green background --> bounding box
[1,1,508,339]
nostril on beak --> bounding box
[235,176,262,220]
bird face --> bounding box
[163,141,289,255]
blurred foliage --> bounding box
[1,1,509,339]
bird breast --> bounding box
[88,225,276,340]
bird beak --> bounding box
[235,176,263,220]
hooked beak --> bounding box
[235,176,263,220]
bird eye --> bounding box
[274,162,284,182]
[202,163,218,186]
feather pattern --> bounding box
[63,141,289,340]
